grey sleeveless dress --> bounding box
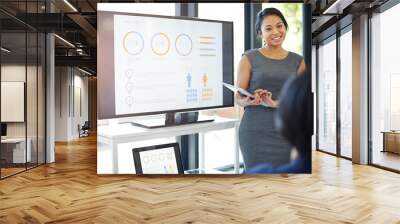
[239,49,303,170]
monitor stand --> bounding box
[130,112,214,129]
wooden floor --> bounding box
[0,167,26,178]
[1,163,44,178]
[372,150,400,171]
[1,135,400,223]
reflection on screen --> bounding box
[139,147,178,174]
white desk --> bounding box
[1,138,31,163]
[97,116,240,174]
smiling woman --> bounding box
[236,7,306,172]
[262,3,303,55]
[256,8,288,49]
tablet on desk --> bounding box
[132,143,184,174]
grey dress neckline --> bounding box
[256,49,291,61]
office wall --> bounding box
[55,67,89,141]
[55,67,69,141]
[73,73,89,137]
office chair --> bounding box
[79,121,90,138]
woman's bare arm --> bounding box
[236,55,261,107]
[297,59,306,75]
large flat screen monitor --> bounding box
[97,11,234,119]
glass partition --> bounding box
[27,30,38,169]
[1,30,28,177]
[0,1,46,179]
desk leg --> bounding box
[199,132,205,170]
[112,141,119,174]
[234,123,240,174]
[382,133,386,152]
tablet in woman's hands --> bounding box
[223,83,271,107]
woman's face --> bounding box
[260,15,287,47]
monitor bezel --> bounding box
[97,11,234,120]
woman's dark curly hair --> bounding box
[255,8,288,36]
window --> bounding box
[339,29,352,158]
[198,3,244,170]
[317,37,337,154]
[198,2,244,110]
[371,3,400,171]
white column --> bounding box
[352,14,369,164]
[46,32,55,163]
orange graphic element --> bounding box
[122,31,144,55]
[202,73,208,87]
[199,36,216,39]
[151,32,170,56]
[202,88,213,101]
[199,42,215,44]
[199,36,216,45]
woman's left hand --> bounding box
[262,92,279,108]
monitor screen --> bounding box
[139,147,178,174]
[97,11,234,119]
[132,143,184,174]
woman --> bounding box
[237,8,306,171]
